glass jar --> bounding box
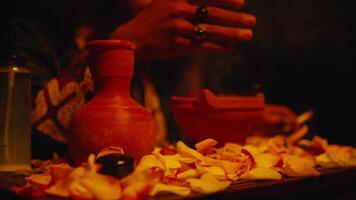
[0,64,31,171]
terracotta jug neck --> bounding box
[95,76,132,97]
[86,40,135,98]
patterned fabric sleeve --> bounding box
[31,54,94,143]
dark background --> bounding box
[242,0,355,145]
[1,0,355,145]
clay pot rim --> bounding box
[170,89,265,111]
[86,40,136,51]
[170,105,265,113]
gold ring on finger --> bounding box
[194,24,207,40]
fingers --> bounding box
[264,106,297,125]
[167,18,196,36]
[204,7,256,28]
[196,24,254,41]
[165,1,256,54]
[261,105,299,135]
[266,105,298,121]
[172,3,256,28]
[261,114,284,126]
[189,0,245,8]
[168,19,254,42]
[173,36,227,53]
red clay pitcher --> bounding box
[68,40,156,165]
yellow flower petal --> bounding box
[136,155,164,171]
[282,163,320,177]
[150,183,191,196]
[96,146,124,159]
[220,160,240,174]
[177,169,200,179]
[326,146,356,167]
[187,173,231,194]
[254,153,281,168]
[45,179,70,197]
[281,154,320,177]
[79,176,121,200]
[242,168,282,180]
[177,141,204,160]
[26,174,52,186]
[195,138,218,155]
[163,155,182,169]
[204,166,225,176]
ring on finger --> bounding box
[194,24,207,40]
[194,6,208,24]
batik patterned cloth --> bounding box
[31,57,94,143]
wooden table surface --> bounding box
[1,167,356,200]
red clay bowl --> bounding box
[170,89,265,144]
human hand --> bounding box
[110,0,256,61]
[253,104,300,137]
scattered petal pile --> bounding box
[12,111,356,199]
